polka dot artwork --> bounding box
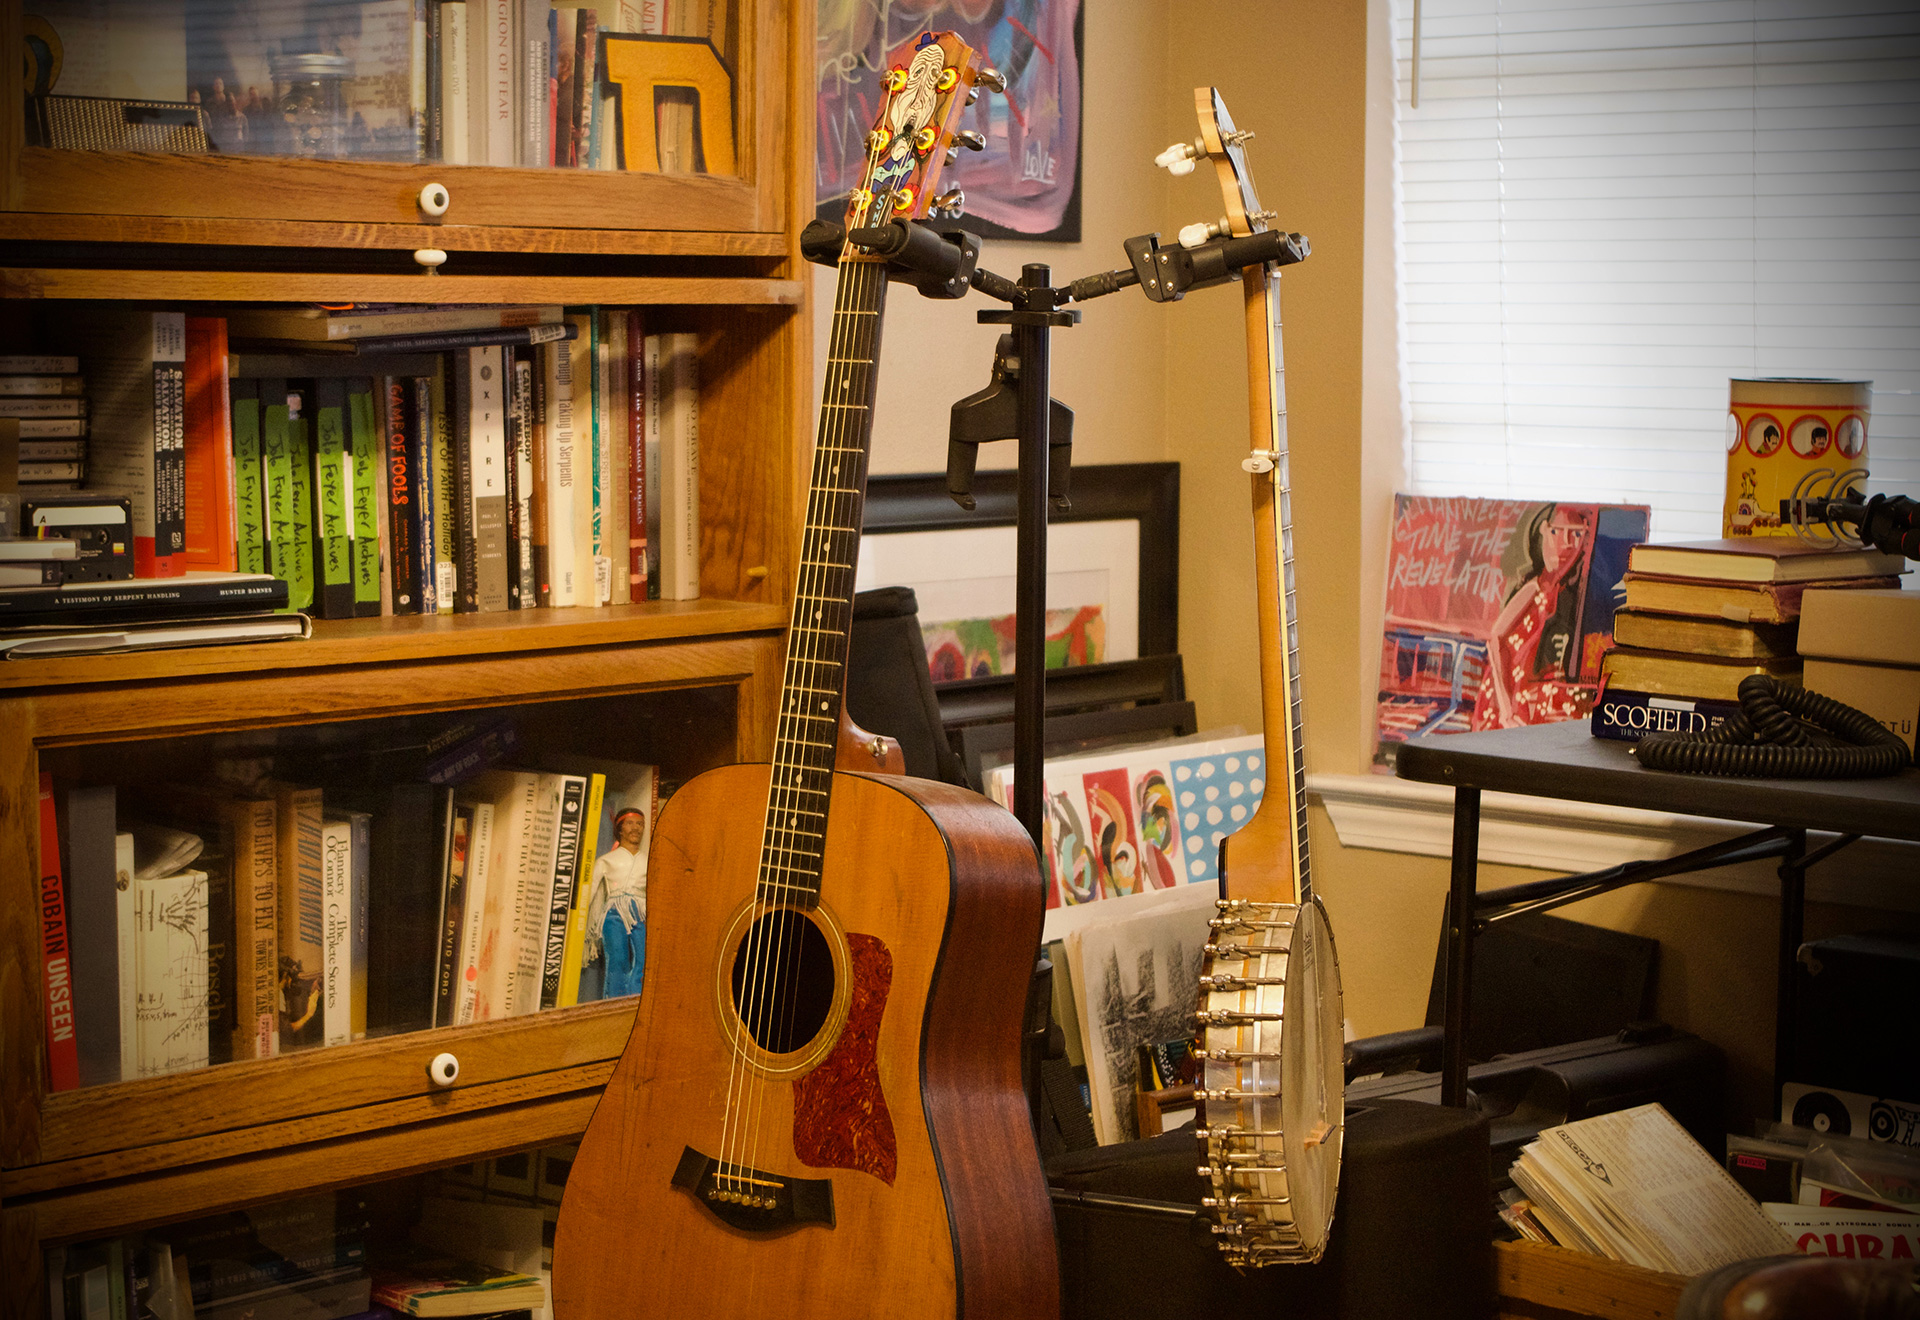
[1167,742,1268,888]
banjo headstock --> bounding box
[1194,88,1264,236]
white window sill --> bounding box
[1306,772,1920,914]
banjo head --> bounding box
[1197,896,1345,1264]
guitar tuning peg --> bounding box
[1154,141,1201,176]
[953,129,986,152]
[1225,128,1256,147]
[929,188,965,220]
[945,145,960,165]
[1178,217,1230,249]
[974,67,1007,94]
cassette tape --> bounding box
[1781,1081,1920,1147]
[21,494,134,581]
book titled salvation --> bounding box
[370,1249,546,1317]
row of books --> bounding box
[49,1188,543,1320]
[31,0,727,174]
[0,355,91,489]
[13,306,700,614]
[1589,537,1909,740]
[432,0,724,172]
[37,745,664,1091]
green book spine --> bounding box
[286,388,316,612]
[262,378,295,606]
[232,379,267,575]
[430,360,457,614]
[348,377,382,616]
[314,378,354,618]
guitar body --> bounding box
[552,763,1057,1320]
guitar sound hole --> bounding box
[731,910,835,1055]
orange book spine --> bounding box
[183,316,237,571]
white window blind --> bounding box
[1394,0,1920,541]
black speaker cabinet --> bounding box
[1048,1098,1492,1320]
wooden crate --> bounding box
[1495,1240,1691,1320]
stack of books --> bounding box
[1,354,89,492]
[1591,538,1908,741]
[31,305,699,613]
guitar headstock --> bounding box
[842,32,988,241]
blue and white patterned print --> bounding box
[1167,747,1266,887]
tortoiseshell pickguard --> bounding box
[792,932,898,1184]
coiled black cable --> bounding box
[1635,674,1911,779]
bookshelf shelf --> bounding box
[0,601,790,694]
[4,271,805,304]
[0,213,791,258]
[0,0,815,1310]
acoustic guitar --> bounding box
[1168,89,1348,1266]
[551,32,1059,1320]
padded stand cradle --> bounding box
[1048,1099,1492,1320]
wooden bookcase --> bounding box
[0,1,813,1314]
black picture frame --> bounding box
[860,460,1180,664]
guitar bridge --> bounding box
[671,1146,836,1234]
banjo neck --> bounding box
[1221,259,1312,909]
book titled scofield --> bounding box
[0,570,287,623]
[1590,683,1740,743]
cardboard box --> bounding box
[1804,657,1920,757]
[1799,587,1920,666]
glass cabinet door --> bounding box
[24,1,738,174]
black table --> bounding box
[1395,720,1920,1108]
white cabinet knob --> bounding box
[418,182,451,217]
[428,1051,460,1087]
[414,249,448,275]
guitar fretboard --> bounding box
[758,255,889,909]
[1261,272,1312,903]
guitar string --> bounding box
[741,251,869,1189]
[721,46,956,1202]
[722,251,880,1196]
[754,254,883,1192]
[722,249,854,1195]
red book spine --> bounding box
[627,308,647,595]
[183,316,238,571]
[38,772,80,1093]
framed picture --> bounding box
[856,462,1179,683]
[816,0,1084,241]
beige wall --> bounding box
[832,0,1913,1128]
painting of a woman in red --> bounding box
[1473,503,1596,729]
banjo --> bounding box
[1162,88,1347,1267]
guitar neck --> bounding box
[1237,261,1312,905]
[760,255,890,911]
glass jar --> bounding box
[271,52,352,158]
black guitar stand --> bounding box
[804,216,1310,1136]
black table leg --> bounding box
[1774,829,1808,1109]
[1441,785,1481,1108]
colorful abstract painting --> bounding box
[1372,495,1649,770]
[816,0,1083,240]
[921,602,1104,680]
[987,734,1265,927]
